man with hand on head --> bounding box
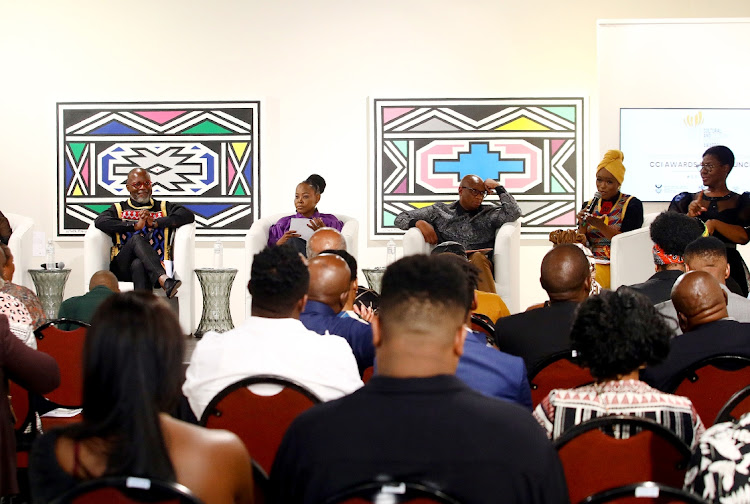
[394,174,521,293]
[95,168,194,298]
[270,255,568,504]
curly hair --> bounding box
[302,173,326,194]
[249,245,309,313]
[570,287,672,380]
[684,236,727,262]
[649,211,705,256]
[703,145,735,171]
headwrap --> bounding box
[597,149,626,184]
[652,243,684,266]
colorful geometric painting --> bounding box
[57,102,260,239]
[372,98,584,239]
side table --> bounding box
[194,267,237,338]
[28,269,71,319]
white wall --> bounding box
[2,0,750,329]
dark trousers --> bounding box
[110,234,165,290]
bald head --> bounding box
[540,244,591,302]
[306,228,346,258]
[671,270,728,332]
[89,270,120,292]
[307,254,352,312]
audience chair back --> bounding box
[50,476,202,504]
[554,416,692,504]
[581,481,711,504]
[714,384,750,425]
[528,350,594,408]
[199,374,322,476]
[324,481,463,504]
[469,314,496,347]
[668,355,750,427]
[9,380,32,469]
[252,460,269,504]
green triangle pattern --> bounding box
[234,184,246,196]
[393,141,408,157]
[84,204,113,214]
[69,143,86,163]
[542,106,575,123]
[181,120,232,135]
[383,211,396,227]
[551,177,565,193]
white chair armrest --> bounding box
[6,213,34,289]
[402,228,431,256]
[83,224,113,291]
[172,222,196,335]
[340,217,359,259]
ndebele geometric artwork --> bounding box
[57,102,260,239]
[372,98,584,239]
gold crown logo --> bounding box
[684,112,703,127]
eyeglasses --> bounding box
[698,163,720,173]
[127,180,152,189]
[460,186,487,198]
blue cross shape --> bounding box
[433,143,524,181]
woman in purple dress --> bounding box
[268,174,343,256]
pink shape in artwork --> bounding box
[82,159,89,186]
[544,211,575,226]
[133,110,187,124]
[420,144,466,190]
[491,141,539,190]
[383,107,415,124]
[227,157,236,186]
[393,179,407,194]
[550,139,565,156]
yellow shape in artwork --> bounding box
[495,117,550,131]
[410,201,452,209]
[72,184,83,196]
[232,142,248,160]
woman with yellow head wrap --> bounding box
[577,149,644,288]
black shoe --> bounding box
[164,278,182,299]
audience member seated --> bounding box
[306,227,347,258]
[29,291,253,504]
[394,175,521,293]
[656,237,750,335]
[576,150,644,288]
[325,249,374,323]
[299,254,375,373]
[629,211,706,304]
[441,254,531,409]
[0,243,45,329]
[496,244,590,371]
[0,314,59,500]
[270,255,568,504]
[0,211,10,245]
[534,287,704,449]
[57,270,119,330]
[0,291,33,333]
[267,174,343,257]
[683,412,750,503]
[183,246,362,419]
[94,168,194,298]
[641,271,750,392]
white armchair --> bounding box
[6,213,34,289]
[402,220,521,314]
[609,213,660,290]
[244,213,359,317]
[83,222,196,335]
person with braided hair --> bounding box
[268,174,344,257]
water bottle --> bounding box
[386,238,396,266]
[45,239,55,270]
[213,239,223,268]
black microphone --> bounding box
[585,191,602,214]
[41,262,65,270]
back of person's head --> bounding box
[435,253,479,310]
[322,249,357,282]
[671,270,728,330]
[307,254,351,312]
[571,287,671,381]
[684,236,729,284]
[378,255,471,345]
[302,174,326,195]
[540,244,590,300]
[703,145,735,171]
[73,291,184,479]
[249,245,309,315]
[307,227,346,258]
[89,270,120,292]
[649,212,706,269]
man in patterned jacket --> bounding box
[393,174,521,293]
[95,168,194,298]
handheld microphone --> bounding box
[585,191,602,214]
[41,262,65,270]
